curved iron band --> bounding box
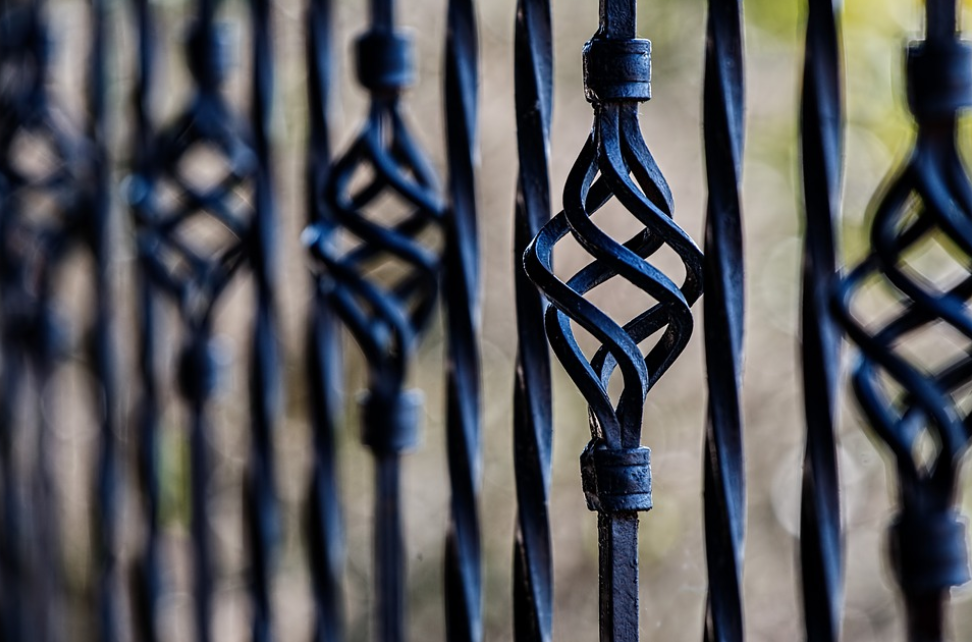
[798,0,845,640]
[701,1,746,641]
[832,32,972,642]
[308,21,443,642]
[511,0,554,640]
[524,26,703,639]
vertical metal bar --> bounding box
[701,0,746,640]
[927,0,957,41]
[130,0,163,637]
[442,0,482,640]
[246,0,280,637]
[798,0,844,640]
[89,0,121,637]
[304,0,346,639]
[598,0,634,40]
[511,0,554,639]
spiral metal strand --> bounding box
[833,1,972,639]
[127,0,280,637]
[524,1,703,640]
[442,1,483,641]
[305,0,444,639]
[799,0,845,640]
[304,0,346,640]
[701,1,746,641]
[511,0,554,640]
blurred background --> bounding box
[28,0,972,639]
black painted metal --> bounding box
[523,0,704,640]
[833,0,972,640]
[511,0,554,640]
[127,0,281,638]
[6,0,972,640]
[701,1,746,641]
[304,1,346,641]
[442,1,483,641]
[799,1,845,641]
[304,0,444,640]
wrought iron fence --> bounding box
[0,0,971,640]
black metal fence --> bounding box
[0,0,970,640]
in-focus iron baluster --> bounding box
[126,0,279,636]
[833,1,972,640]
[304,0,346,640]
[511,0,554,640]
[304,0,444,639]
[524,0,704,640]
[442,0,482,641]
[799,0,844,640]
[701,1,745,641]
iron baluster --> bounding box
[523,0,704,640]
[126,0,280,636]
[833,0,972,639]
[701,0,745,640]
[799,0,845,640]
[442,0,482,641]
[511,0,554,640]
[0,0,114,638]
[304,0,444,639]
[304,0,346,640]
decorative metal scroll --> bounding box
[303,0,444,639]
[304,0,346,641]
[126,0,281,638]
[441,0,483,641]
[833,0,972,639]
[523,0,704,639]
[511,0,554,640]
[799,0,845,641]
[701,0,746,641]
[0,0,116,639]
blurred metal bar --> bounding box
[798,0,845,640]
[304,0,347,640]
